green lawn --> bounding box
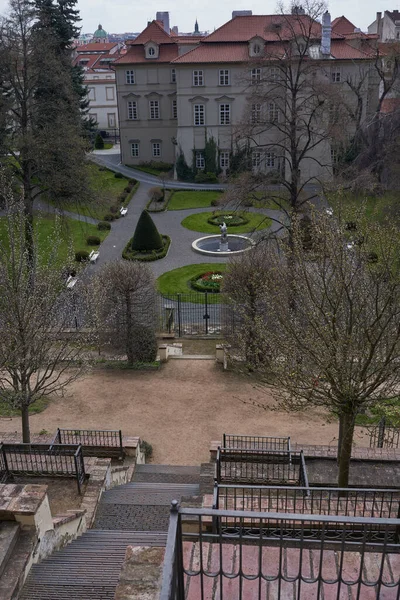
[181,211,272,233]
[0,214,109,264]
[103,143,113,150]
[168,191,222,210]
[0,395,49,417]
[329,192,400,224]
[157,263,227,301]
[133,165,168,176]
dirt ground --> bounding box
[0,361,368,465]
[13,476,83,514]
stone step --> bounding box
[0,522,19,578]
[169,354,215,360]
[0,528,36,600]
[135,464,201,475]
[133,464,201,484]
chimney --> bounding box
[156,11,170,33]
[321,10,331,56]
[292,5,305,15]
[376,11,382,21]
[232,10,252,18]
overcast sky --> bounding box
[0,0,398,35]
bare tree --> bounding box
[0,190,93,442]
[223,210,400,486]
[90,260,158,365]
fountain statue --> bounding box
[219,222,228,252]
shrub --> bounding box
[114,172,123,179]
[149,186,163,202]
[118,193,127,202]
[86,235,101,246]
[194,171,218,183]
[103,213,116,221]
[98,221,111,231]
[131,210,163,252]
[140,440,153,459]
[109,205,119,214]
[75,250,89,262]
[211,198,221,207]
[124,186,131,193]
[176,150,193,181]
[131,324,158,362]
[122,235,170,262]
[345,221,357,231]
[94,133,104,150]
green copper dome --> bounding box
[93,24,107,38]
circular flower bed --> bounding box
[190,271,224,293]
[207,212,249,227]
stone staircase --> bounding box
[0,522,36,600]
[19,464,202,600]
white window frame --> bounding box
[220,151,230,168]
[107,113,116,128]
[219,69,230,85]
[196,151,205,169]
[148,46,155,56]
[131,143,139,157]
[194,104,205,126]
[125,70,135,84]
[106,86,114,101]
[265,152,275,168]
[172,99,177,119]
[88,87,95,101]
[253,43,261,55]
[269,67,279,82]
[268,101,279,122]
[331,68,341,83]
[152,142,161,157]
[193,70,204,86]
[252,150,261,167]
[251,103,261,124]
[331,147,338,164]
[171,68,176,83]
[127,101,138,120]
[219,103,231,125]
[251,68,261,84]
[149,100,160,119]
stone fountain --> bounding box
[191,221,254,257]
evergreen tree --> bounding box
[131,211,163,252]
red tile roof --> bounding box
[78,42,118,52]
[73,54,101,68]
[330,39,376,59]
[172,43,250,64]
[331,16,357,35]
[128,20,174,45]
[114,44,179,64]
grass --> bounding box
[0,396,49,417]
[168,191,222,210]
[0,215,109,264]
[329,192,400,225]
[157,263,227,301]
[181,211,272,233]
[355,397,400,427]
[103,143,113,150]
[133,165,167,176]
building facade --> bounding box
[115,12,380,180]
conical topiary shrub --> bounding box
[131,210,163,252]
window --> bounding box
[265,152,275,168]
[93,76,99,80]
[89,113,97,123]
[194,104,205,126]
[253,44,261,54]
[196,151,205,169]
[331,147,338,164]
[220,151,230,168]
[107,113,116,127]
[125,70,135,84]
[268,101,279,122]
[172,99,177,119]
[128,101,138,120]
[106,87,114,100]
[251,103,261,124]
[219,104,231,125]
[152,142,161,157]
[252,151,261,167]
[106,75,112,79]
[269,67,279,82]
[88,87,95,100]
[251,68,261,84]
[193,70,204,86]
[149,100,160,119]
[148,46,155,56]
[219,69,230,85]
[331,68,341,83]
[171,68,176,83]
[131,143,139,157]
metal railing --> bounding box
[223,434,291,452]
[216,447,308,487]
[0,443,86,494]
[0,443,8,483]
[160,505,400,600]
[368,417,400,449]
[52,428,124,458]
[213,484,400,520]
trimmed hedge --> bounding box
[87,235,101,246]
[122,235,171,262]
[75,250,89,262]
[131,210,163,252]
[207,213,249,227]
[98,221,112,231]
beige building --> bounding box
[368,10,400,41]
[114,12,380,180]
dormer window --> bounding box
[249,37,265,58]
[148,47,155,56]
[144,42,159,59]
[253,44,261,54]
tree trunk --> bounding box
[21,404,31,443]
[125,292,134,366]
[337,412,356,487]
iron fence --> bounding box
[367,417,400,449]
[216,447,308,487]
[52,428,124,459]
[158,293,236,337]
[222,434,291,452]
[0,443,8,483]
[160,505,400,600]
[0,443,86,494]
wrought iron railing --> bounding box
[0,443,8,483]
[367,417,400,449]
[52,428,124,458]
[0,443,86,494]
[222,434,291,452]
[213,484,400,520]
[216,447,308,487]
[160,505,400,600]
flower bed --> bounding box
[190,271,223,293]
[207,212,249,227]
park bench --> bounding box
[89,249,99,263]
[120,206,128,216]
[66,275,77,289]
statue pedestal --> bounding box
[219,241,229,252]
